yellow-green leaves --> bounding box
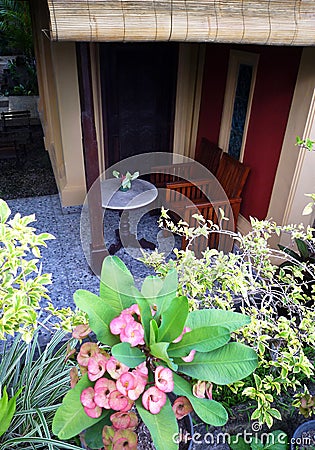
[0,386,22,437]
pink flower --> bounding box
[116,372,137,396]
[70,367,79,389]
[102,425,115,447]
[87,352,108,381]
[77,342,99,367]
[120,321,145,347]
[109,390,133,412]
[134,362,148,379]
[80,387,96,409]
[205,382,213,400]
[112,429,137,450]
[142,386,166,414]
[172,396,193,420]
[110,313,133,335]
[72,324,91,339]
[127,371,147,400]
[193,380,204,398]
[155,366,174,393]
[110,411,138,430]
[94,377,116,409]
[182,349,196,362]
[106,357,129,379]
[124,304,140,316]
[172,327,191,343]
[80,387,102,418]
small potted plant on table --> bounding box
[113,171,139,191]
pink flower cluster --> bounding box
[142,366,174,415]
[78,343,148,418]
[110,305,145,347]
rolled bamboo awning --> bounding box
[47,0,315,45]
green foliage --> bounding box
[230,430,288,450]
[0,330,83,449]
[0,386,22,437]
[52,256,257,450]
[141,212,315,428]
[1,57,38,96]
[0,199,54,342]
[0,0,33,57]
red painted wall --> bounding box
[197,44,302,220]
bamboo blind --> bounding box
[47,0,315,45]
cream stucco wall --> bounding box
[268,48,315,228]
[50,42,86,205]
[31,0,86,206]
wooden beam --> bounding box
[76,42,108,274]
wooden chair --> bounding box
[150,138,223,188]
[216,153,250,198]
[1,110,32,142]
[162,153,250,251]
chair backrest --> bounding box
[216,153,250,198]
[194,138,223,175]
[150,162,198,188]
[181,198,241,255]
[165,179,214,204]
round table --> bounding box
[101,178,158,254]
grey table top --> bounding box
[101,178,158,210]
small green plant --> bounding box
[0,199,54,342]
[112,170,139,190]
[0,386,22,438]
[52,256,257,450]
[230,430,288,450]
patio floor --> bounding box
[6,194,180,341]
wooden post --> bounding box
[76,42,108,274]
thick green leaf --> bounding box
[172,372,228,427]
[295,238,310,261]
[158,296,188,343]
[0,387,8,424]
[84,412,112,449]
[150,342,178,371]
[74,290,119,346]
[132,287,153,344]
[111,342,146,368]
[261,430,288,450]
[177,342,258,385]
[154,269,178,320]
[150,319,158,346]
[99,256,136,314]
[229,436,251,450]
[168,326,231,356]
[136,396,178,450]
[52,374,105,440]
[0,387,22,437]
[141,275,164,304]
[186,309,250,333]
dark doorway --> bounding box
[100,43,178,167]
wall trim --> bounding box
[173,43,205,159]
[218,50,259,161]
